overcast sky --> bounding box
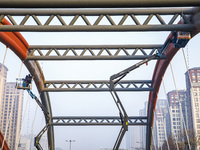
[0,11,200,150]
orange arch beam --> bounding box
[0,18,29,150]
[0,18,29,60]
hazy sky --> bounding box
[0,11,200,150]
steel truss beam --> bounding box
[43,80,153,92]
[0,8,197,32]
[27,45,164,60]
[51,116,148,126]
[0,0,199,8]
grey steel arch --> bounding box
[23,60,55,149]
[0,3,200,150]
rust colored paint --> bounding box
[148,32,180,122]
[0,18,29,60]
[0,130,9,150]
[0,18,30,149]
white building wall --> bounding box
[0,64,24,150]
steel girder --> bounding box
[27,45,165,60]
[0,0,199,8]
[0,8,198,32]
[43,80,154,92]
[51,116,148,126]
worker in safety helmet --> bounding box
[23,74,32,88]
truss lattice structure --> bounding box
[0,3,200,150]
[43,80,154,92]
[0,8,197,31]
[27,45,164,60]
[52,116,148,126]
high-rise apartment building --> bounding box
[167,90,189,143]
[185,67,200,150]
[0,63,8,107]
[139,101,148,149]
[153,99,169,148]
[0,64,24,150]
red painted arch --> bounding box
[146,32,182,150]
[0,18,29,60]
[0,131,9,150]
[148,33,179,115]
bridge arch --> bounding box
[0,6,199,150]
[0,18,54,149]
[147,30,200,150]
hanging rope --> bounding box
[182,47,198,148]
[162,79,179,150]
[16,61,24,88]
[30,104,39,145]
[186,45,190,69]
[0,46,12,150]
[169,63,191,150]
[0,46,8,75]
[27,93,31,138]
[39,116,47,148]
[16,93,31,150]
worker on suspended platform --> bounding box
[22,74,32,88]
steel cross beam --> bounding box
[51,116,148,126]
[43,80,154,92]
[0,0,199,8]
[0,8,197,32]
[27,45,164,60]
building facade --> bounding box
[139,101,148,149]
[0,64,24,150]
[185,67,200,149]
[0,63,8,110]
[167,90,189,142]
[153,99,169,149]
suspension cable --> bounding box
[0,46,8,74]
[39,116,47,148]
[177,10,192,150]
[30,104,38,144]
[16,61,24,88]
[162,79,179,150]
[16,93,31,150]
[0,46,12,150]
[182,47,197,147]
[169,63,191,150]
